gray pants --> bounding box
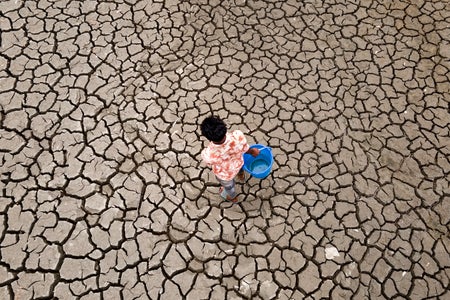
[216,177,237,198]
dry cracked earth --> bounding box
[0,0,449,299]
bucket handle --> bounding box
[245,145,272,156]
[257,146,272,152]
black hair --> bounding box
[200,116,227,143]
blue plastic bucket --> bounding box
[243,144,273,179]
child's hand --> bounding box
[247,148,260,157]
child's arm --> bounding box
[233,130,259,157]
[201,148,214,165]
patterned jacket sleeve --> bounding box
[201,148,212,165]
[233,130,250,153]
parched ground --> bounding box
[0,0,449,299]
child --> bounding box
[200,116,259,202]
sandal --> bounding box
[219,187,239,203]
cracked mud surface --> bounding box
[1,0,449,299]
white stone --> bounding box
[325,246,340,260]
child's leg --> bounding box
[217,177,237,199]
[237,169,245,181]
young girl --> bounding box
[200,116,259,202]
